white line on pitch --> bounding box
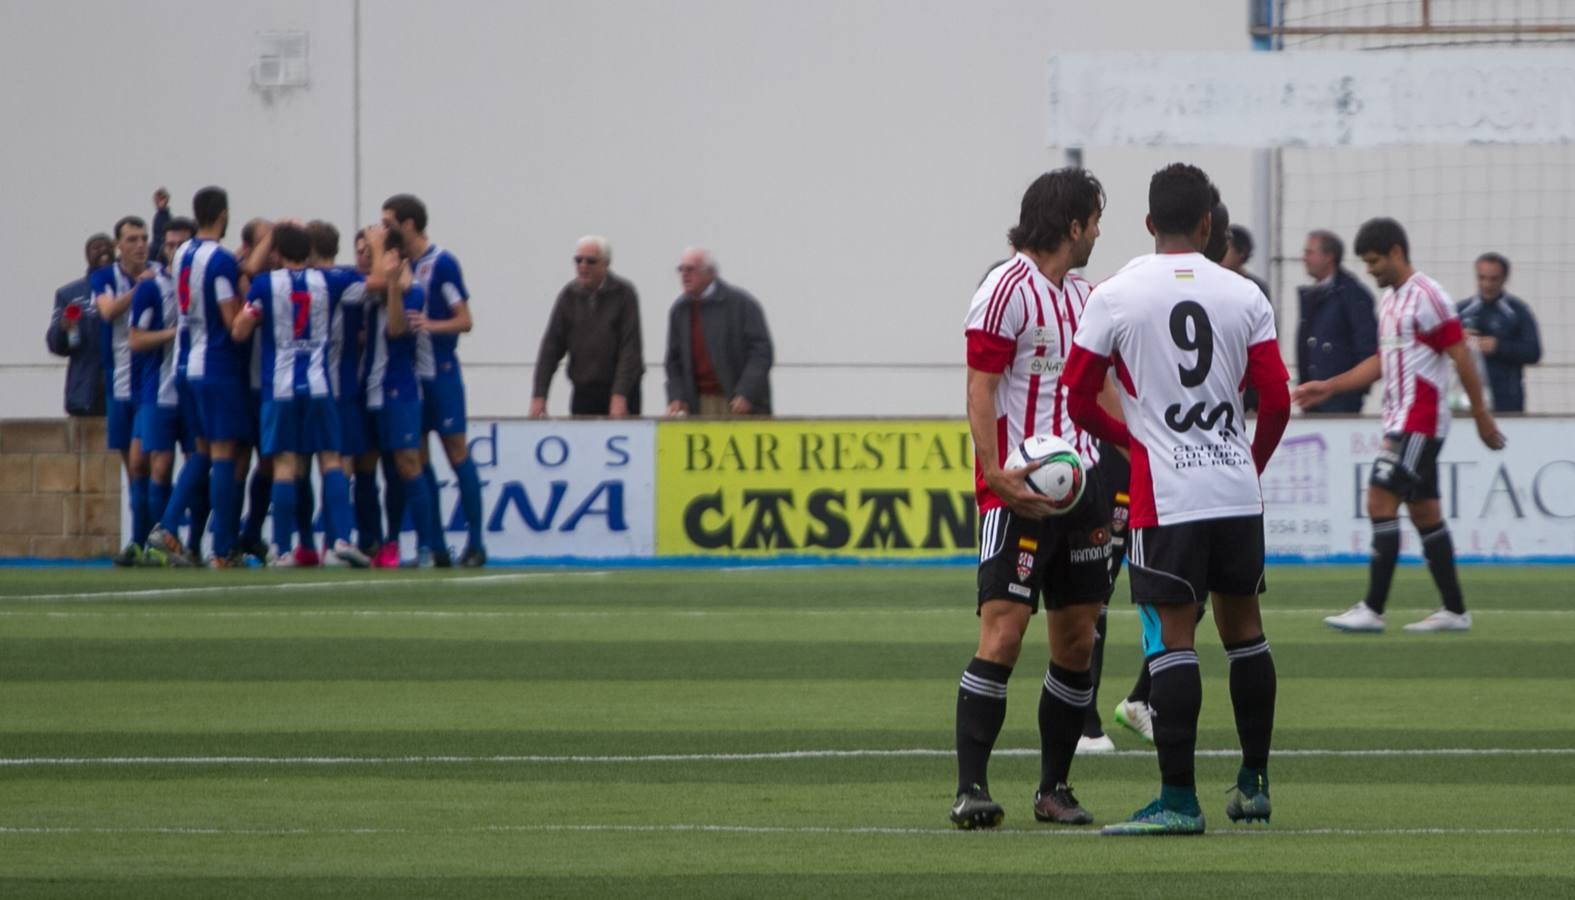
[1,823,1571,838]
[0,607,1568,618]
[0,572,608,604]
[2,747,1571,768]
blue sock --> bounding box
[149,481,172,543]
[160,454,208,534]
[210,459,238,557]
[422,464,445,552]
[271,479,297,555]
[354,469,382,549]
[295,477,316,551]
[130,477,151,546]
[404,475,436,552]
[322,470,353,546]
[455,457,485,551]
[242,471,273,548]
[189,467,211,555]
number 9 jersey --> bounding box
[1067,252,1288,529]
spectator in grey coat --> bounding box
[664,248,773,416]
[45,233,115,416]
[1296,229,1378,413]
[1457,252,1541,413]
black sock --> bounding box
[1419,523,1466,614]
[956,658,1011,795]
[1362,517,1401,614]
[1038,663,1093,791]
[1083,609,1107,737]
[1128,661,1151,704]
[1225,635,1276,772]
[1148,649,1202,792]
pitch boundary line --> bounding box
[0,572,609,604]
[2,747,1572,768]
[0,606,1571,618]
[2,823,1572,838]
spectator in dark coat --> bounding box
[1457,252,1541,413]
[45,233,115,416]
[150,187,171,257]
[664,248,773,416]
[530,235,644,417]
[1296,229,1378,413]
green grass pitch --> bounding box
[0,565,1572,898]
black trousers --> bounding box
[571,382,641,416]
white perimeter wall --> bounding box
[0,0,1254,419]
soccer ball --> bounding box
[1004,434,1086,514]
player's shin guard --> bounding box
[1419,523,1466,614]
[271,479,297,555]
[1147,649,1202,813]
[160,454,209,534]
[956,658,1011,794]
[404,475,437,553]
[1039,664,1094,790]
[421,464,445,549]
[209,459,238,557]
[354,471,383,549]
[1225,636,1275,773]
[1362,517,1401,615]
[241,470,273,548]
[130,477,151,546]
[322,470,354,547]
[455,457,485,551]
[295,477,316,551]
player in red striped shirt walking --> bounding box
[1296,217,1505,634]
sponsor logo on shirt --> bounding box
[1028,356,1066,377]
[1007,582,1033,598]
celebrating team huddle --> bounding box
[98,186,488,569]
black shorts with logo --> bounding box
[1127,514,1267,605]
[977,462,1114,612]
[1369,432,1443,502]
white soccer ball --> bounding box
[1003,434,1086,514]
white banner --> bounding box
[1262,418,1575,561]
[1048,50,1575,148]
[431,420,655,560]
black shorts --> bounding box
[1127,514,1267,605]
[1369,432,1443,501]
[977,463,1113,612]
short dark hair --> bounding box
[84,233,111,253]
[306,220,340,260]
[165,216,197,237]
[192,186,228,228]
[271,222,312,264]
[1203,201,1231,263]
[381,226,407,258]
[1476,251,1510,278]
[1006,168,1105,254]
[1148,164,1214,236]
[1309,229,1343,265]
[240,218,266,248]
[113,215,146,239]
[1354,217,1409,261]
[1228,225,1254,262]
[382,193,427,233]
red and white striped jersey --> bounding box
[1378,271,1463,439]
[965,253,1100,512]
[1071,253,1282,528]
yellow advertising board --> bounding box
[655,420,977,558]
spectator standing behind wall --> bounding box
[664,248,773,416]
[45,233,115,416]
[1296,230,1378,413]
[1456,252,1541,413]
[531,236,644,417]
[151,187,171,258]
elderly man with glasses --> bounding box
[531,235,645,417]
[664,247,773,417]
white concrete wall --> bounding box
[2,0,1254,419]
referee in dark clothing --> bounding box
[531,236,644,417]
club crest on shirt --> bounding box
[1089,527,1110,547]
[1030,327,1056,348]
[1111,504,1130,534]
